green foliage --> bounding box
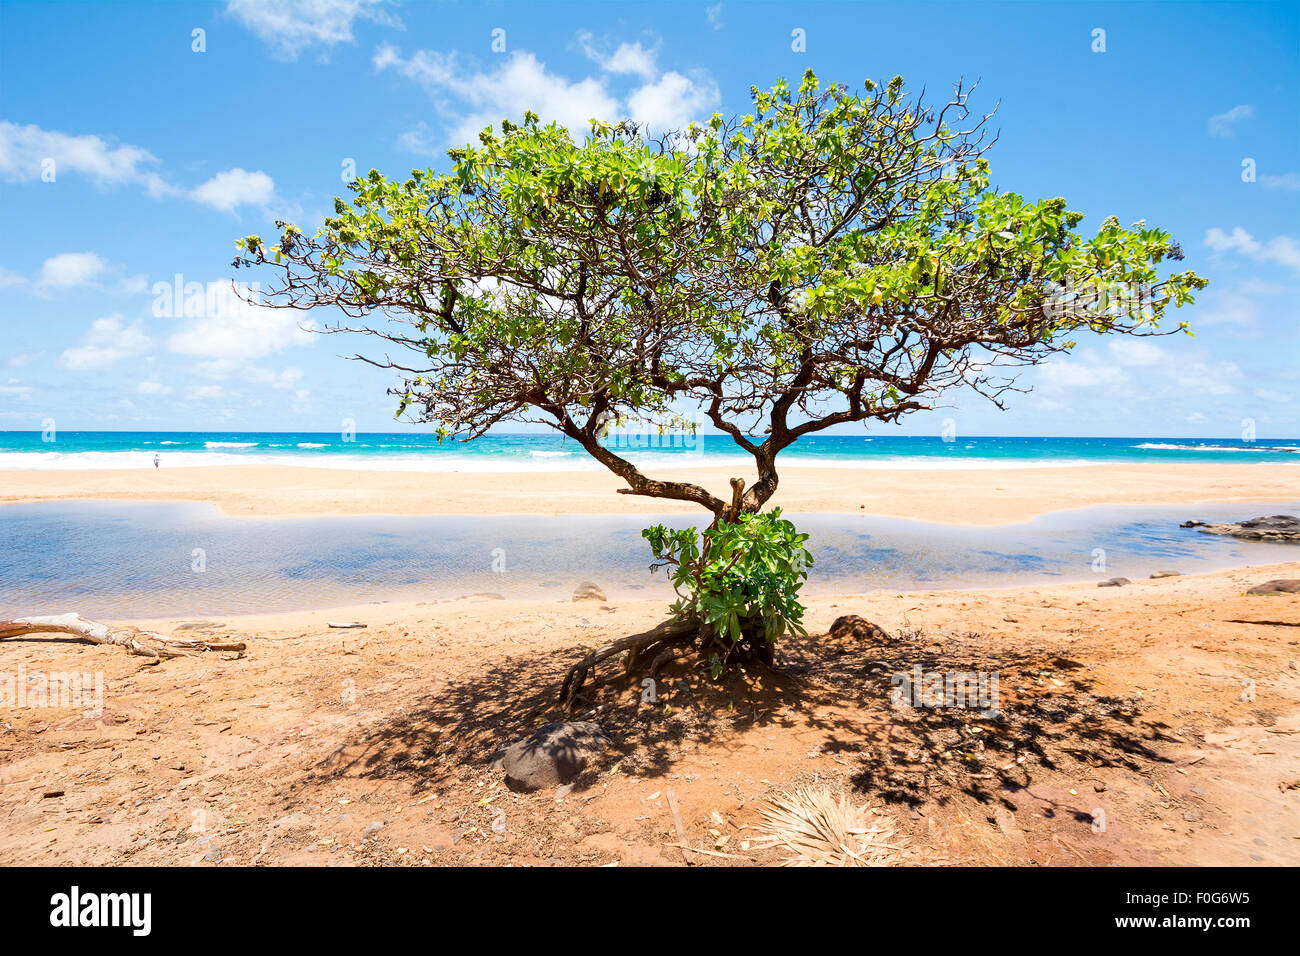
[237,72,1206,450]
[643,509,813,674]
[234,73,1211,677]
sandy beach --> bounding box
[2,460,1298,866]
[1,461,1297,523]
[1,560,1297,866]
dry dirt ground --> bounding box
[2,562,1298,867]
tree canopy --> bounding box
[235,71,1206,519]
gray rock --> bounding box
[1183,514,1300,543]
[1149,570,1181,579]
[363,821,384,839]
[1246,579,1300,595]
[572,581,607,602]
[1098,577,1131,588]
[499,721,610,790]
[201,849,222,862]
[829,615,890,641]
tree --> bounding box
[233,71,1206,703]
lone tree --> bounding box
[235,72,1205,703]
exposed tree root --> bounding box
[560,618,699,707]
[0,613,246,662]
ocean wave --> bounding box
[204,441,258,449]
[296,442,327,448]
[1133,443,1300,453]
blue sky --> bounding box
[1,0,1297,438]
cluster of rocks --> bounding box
[1180,514,1300,543]
[1098,571,1182,587]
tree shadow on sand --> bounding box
[311,622,1177,809]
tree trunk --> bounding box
[0,614,245,661]
[559,617,699,707]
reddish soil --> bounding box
[1,561,1297,866]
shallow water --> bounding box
[0,500,1295,618]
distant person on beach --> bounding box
[153,454,160,468]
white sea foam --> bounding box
[1132,443,1299,453]
[204,441,258,448]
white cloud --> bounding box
[706,4,725,30]
[0,380,34,400]
[395,121,438,156]
[1036,351,1128,390]
[1172,358,1241,395]
[1208,104,1254,137]
[137,380,174,395]
[1106,338,1168,367]
[188,384,225,401]
[377,46,620,146]
[38,251,105,289]
[628,70,720,133]
[118,274,149,294]
[0,121,169,193]
[167,286,315,365]
[0,121,282,214]
[1204,227,1300,272]
[1194,287,1258,327]
[377,42,718,146]
[226,0,401,60]
[191,168,276,211]
[246,365,305,389]
[1185,411,1209,425]
[577,32,658,80]
[61,315,152,369]
[1261,172,1300,191]
[1255,387,1291,404]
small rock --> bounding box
[1149,570,1181,579]
[572,581,606,602]
[829,615,890,641]
[500,721,610,790]
[1097,578,1131,588]
[1246,579,1300,595]
[1182,808,1203,822]
[363,821,384,839]
[201,850,222,862]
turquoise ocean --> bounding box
[1,431,1298,471]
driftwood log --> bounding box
[0,613,245,661]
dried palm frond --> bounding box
[753,785,905,866]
